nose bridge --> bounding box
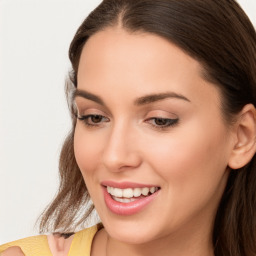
[102,118,141,171]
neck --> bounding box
[91,204,218,256]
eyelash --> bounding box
[77,114,110,127]
[77,114,179,130]
[145,117,179,129]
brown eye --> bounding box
[154,118,170,126]
[77,114,110,127]
[146,117,179,129]
[91,115,103,123]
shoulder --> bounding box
[47,233,75,256]
[67,224,102,255]
[47,224,101,256]
[0,246,25,256]
[74,224,101,240]
[0,234,51,256]
[0,224,101,256]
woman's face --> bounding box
[74,27,234,244]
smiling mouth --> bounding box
[106,186,160,203]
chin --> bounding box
[110,229,156,244]
[101,217,161,244]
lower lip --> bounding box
[103,187,159,216]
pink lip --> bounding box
[101,180,159,189]
[102,186,160,216]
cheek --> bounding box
[144,121,230,191]
[141,123,231,228]
[74,125,103,181]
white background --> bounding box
[0,0,255,244]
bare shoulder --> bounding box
[0,233,57,256]
[1,246,25,256]
[47,233,75,256]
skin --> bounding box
[2,27,256,256]
[73,27,238,256]
[1,247,24,256]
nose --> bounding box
[101,122,142,172]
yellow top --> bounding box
[0,225,99,256]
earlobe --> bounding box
[228,104,256,169]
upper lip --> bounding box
[101,180,160,189]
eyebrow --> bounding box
[73,89,106,106]
[73,89,190,106]
[134,92,190,105]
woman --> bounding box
[1,0,256,255]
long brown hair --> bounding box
[39,0,256,255]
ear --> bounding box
[228,104,256,169]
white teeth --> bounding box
[150,187,156,193]
[133,188,142,197]
[142,187,149,196]
[122,188,133,198]
[113,196,137,203]
[107,186,159,200]
[113,188,123,197]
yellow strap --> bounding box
[0,235,52,256]
[0,224,100,256]
[68,225,99,256]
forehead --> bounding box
[78,27,203,80]
[77,27,220,109]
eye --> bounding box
[77,114,110,127]
[146,117,179,129]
